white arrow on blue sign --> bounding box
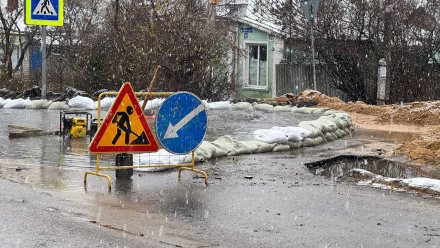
[156,92,207,155]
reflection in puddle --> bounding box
[306,155,428,180]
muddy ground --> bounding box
[263,90,440,177]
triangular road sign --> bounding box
[89,83,159,153]
[33,0,57,16]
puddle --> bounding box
[305,155,429,180]
[351,128,416,144]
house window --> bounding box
[247,44,267,88]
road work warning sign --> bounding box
[89,83,158,153]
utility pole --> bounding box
[383,0,392,103]
[41,26,47,99]
[310,10,316,91]
[300,0,320,91]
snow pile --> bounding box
[207,101,231,110]
[401,178,440,192]
[0,98,12,108]
[134,149,189,171]
[94,97,115,110]
[3,98,31,109]
[68,96,95,110]
[47,101,70,110]
[254,126,312,144]
[26,99,52,109]
[349,168,440,195]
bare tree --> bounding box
[0,2,37,81]
[259,0,440,103]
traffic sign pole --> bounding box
[25,0,64,98]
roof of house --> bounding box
[217,0,284,37]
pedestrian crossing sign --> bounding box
[25,0,64,26]
[89,83,159,153]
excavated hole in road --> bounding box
[305,155,430,181]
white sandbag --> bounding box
[95,97,114,110]
[134,149,188,171]
[207,101,231,110]
[253,129,288,144]
[253,103,274,112]
[322,110,340,116]
[242,140,276,153]
[211,135,252,156]
[0,98,12,108]
[193,141,228,161]
[332,117,350,129]
[4,98,30,109]
[333,112,353,126]
[68,96,95,110]
[316,116,338,133]
[298,120,326,136]
[301,138,317,147]
[273,105,293,112]
[312,108,330,114]
[211,135,238,155]
[26,99,51,109]
[287,141,301,149]
[271,126,312,142]
[232,102,253,111]
[314,136,325,145]
[292,107,315,114]
[297,123,323,138]
[334,129,345,138]
[301,136,325,147]
[237,140,260,153]
[273,144,290,152]
[47,101,70,110]
[324,132,336,141]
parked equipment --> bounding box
[60,111,93,139]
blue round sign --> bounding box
[156,92,207,154]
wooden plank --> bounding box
[8,124,43,132]
[9,130,59,139]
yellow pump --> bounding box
[69,117,87,138]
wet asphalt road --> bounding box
[0,109,440,247]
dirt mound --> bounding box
[396,128,440,165]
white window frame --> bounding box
[243,41,268,90]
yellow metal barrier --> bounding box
[84,91,209,192]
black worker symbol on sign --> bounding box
[111,106,149,145]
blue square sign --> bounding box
[25,0,64,26]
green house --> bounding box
[225,2,285,99]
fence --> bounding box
[275,63,348,101]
